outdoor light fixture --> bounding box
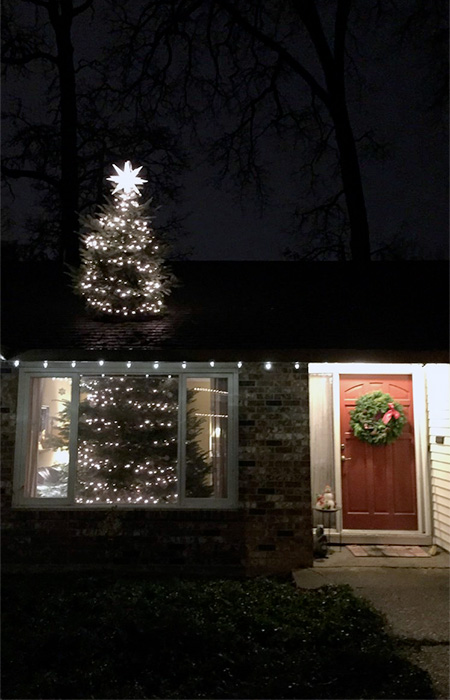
[43,361,48,368]
[264,362,272,370]
[153,361,159,369]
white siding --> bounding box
[426,364,450,552]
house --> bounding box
[1,260,449,576]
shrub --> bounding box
[1,575,434,699]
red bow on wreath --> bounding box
[382,402,401,425]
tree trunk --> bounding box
[294,0,372,262]
[331,95,371,262]
[49,0,80,268]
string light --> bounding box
[192,387,228,395]
[195,412,228,418]
[16,359,305,370]
[14,359,304,371]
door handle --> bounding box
[341,455,352,462]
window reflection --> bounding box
[25,377,72,498]
[186,378,228,498]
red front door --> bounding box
[340,375,418,530]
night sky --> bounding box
[177,12,448,260]
[2,1,448,261]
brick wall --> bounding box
[1,362,312,576]
[1,366,17,511]
[238,363,312,574]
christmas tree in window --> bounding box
[76,161,172,316]
[46,375,214,504]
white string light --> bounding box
[195,412,228,418]
[18,359,303,370]
[192,387,229,395]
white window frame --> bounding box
[13,362,239,509]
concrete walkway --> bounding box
[293,547,449,699]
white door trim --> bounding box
[309,363,431,541]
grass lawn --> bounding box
[2,575,435,699]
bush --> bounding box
[1,575,434,699]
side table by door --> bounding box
[313,506,342,554]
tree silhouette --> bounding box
[109,0,447,260]
[2,0,185,266]
[2,0,447,262]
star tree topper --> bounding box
[107,160,147,195]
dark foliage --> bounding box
[2,575,434,699]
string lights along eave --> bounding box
[11,359,304,372]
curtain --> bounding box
[24,378,43,497]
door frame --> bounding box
[309,363,432,545]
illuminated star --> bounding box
[107,161,147,195]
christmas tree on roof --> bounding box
[76,161,173,317]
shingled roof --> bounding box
[2,261,448,362]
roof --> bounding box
[1,261,449,362]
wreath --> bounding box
[350,391,406,445]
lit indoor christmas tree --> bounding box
[76,376,214,504]
[76,375,179,504]
[50,375,214,504]
[76,161,172,316]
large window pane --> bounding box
[25,377,72,498]
[75,375,179,505]
[186,378,228,498]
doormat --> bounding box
[346,544,431,557]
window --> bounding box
[14,364,237,508]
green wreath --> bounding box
[350,391,406,446]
